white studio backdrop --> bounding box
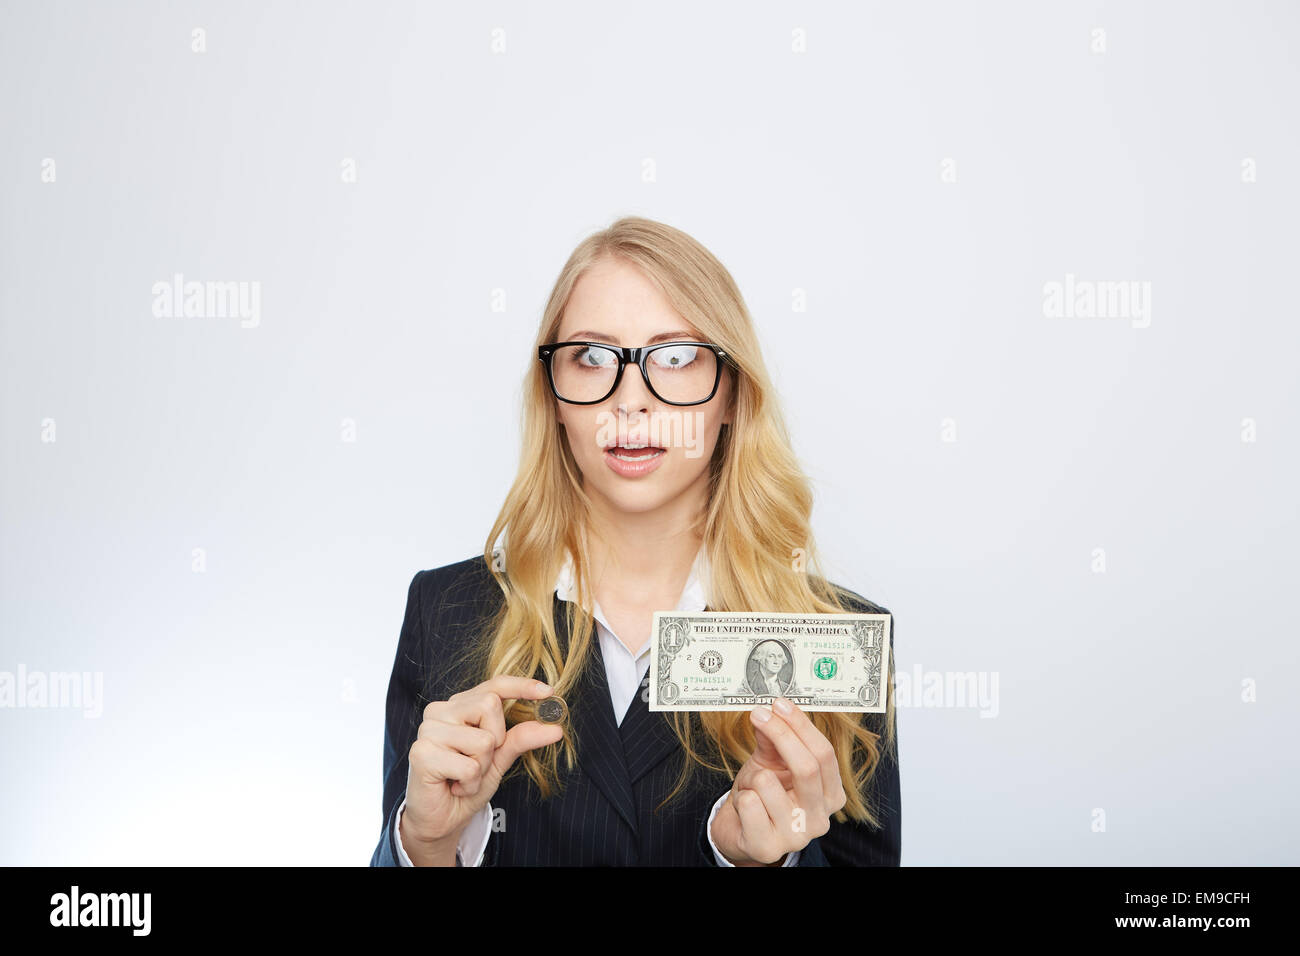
[1,0,1296,865]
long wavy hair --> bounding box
[464,215,895,828]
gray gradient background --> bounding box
[1,1,1296,865]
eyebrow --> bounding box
[562,329,700,345]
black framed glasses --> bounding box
[538,340,734,406]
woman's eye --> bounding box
[651,345,698,369]
[575,348,615,368]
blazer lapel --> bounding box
[619,602,711,784]
[618,676,682,784]
[555,596,639,837]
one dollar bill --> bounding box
[649,611,891,713]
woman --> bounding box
[370,216,899,867]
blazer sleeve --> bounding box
[369,569,429,867]
[796,712,900,866]
[796,613,900,866]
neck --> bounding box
[582,484,707,597]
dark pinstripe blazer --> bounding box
[369,554,900,866]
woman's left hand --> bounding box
[710,697,848,866]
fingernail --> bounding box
[535,682,553,694]
[751,705,771,723]
[773,697,793,715]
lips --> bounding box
[602,442,668,477]
[605,445,665,460]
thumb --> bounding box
[748,712,786,770]
[491,720,564,779]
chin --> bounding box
[578,449,710,515]
[594,484,677,515]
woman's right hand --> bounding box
[399,676,564,865]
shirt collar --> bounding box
[554,546,711,614]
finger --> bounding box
[746,706,786,769]
[734,752,793,793]
[734,707,796,794]
[441,687,519,748]
[491,719,565,777]
[452,678,553,746]
[733,788,778,863]
[451,676,553,708]
[454,692,508,751]
[418,720,497,788]
[409,738,481,788]
[749,768,798,846]
[751,706,824,817]
[772,698,846,810]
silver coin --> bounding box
[536,696,568,724]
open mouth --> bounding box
[604,444,667,462]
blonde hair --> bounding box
[458,215,895,828]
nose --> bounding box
[610,357,654,413]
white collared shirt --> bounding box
[393,549,800,867]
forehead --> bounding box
[557,257,698,344]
